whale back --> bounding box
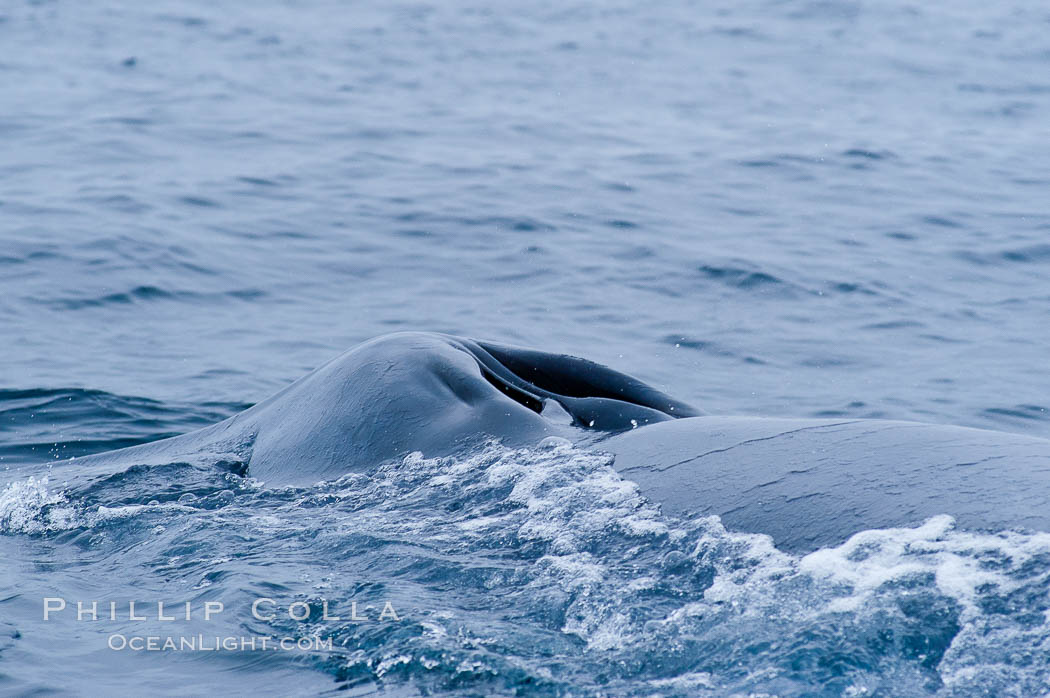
[601,416,1050,552]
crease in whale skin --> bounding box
[23,331,1050,553]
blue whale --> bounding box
[42,332,1050,552]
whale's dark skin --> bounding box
[37,332,1050,552]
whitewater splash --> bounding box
[0,475,77,534]
[3,442,1050,695]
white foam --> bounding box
[0,475,77,534]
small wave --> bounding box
[842,148,895,161]
[860,319,926,330]
[36,285,267,311]
[920,215,965,229]
[694,262,883,300]
[177,195,221,208]
[955,243,1050,268]
[957,82,1050,95]
[0,388,249,466]
[982,404,1050,423]
[661,335,767,364]
[697,263,787,291]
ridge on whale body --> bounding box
[40,332,1050,552]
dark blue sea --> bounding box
[3,1,1050,695]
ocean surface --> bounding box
[3,0,1050,695]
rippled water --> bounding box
[3,0,1050,695]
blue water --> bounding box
[3,0,1050,695]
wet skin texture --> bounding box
[48,332,1050,552]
